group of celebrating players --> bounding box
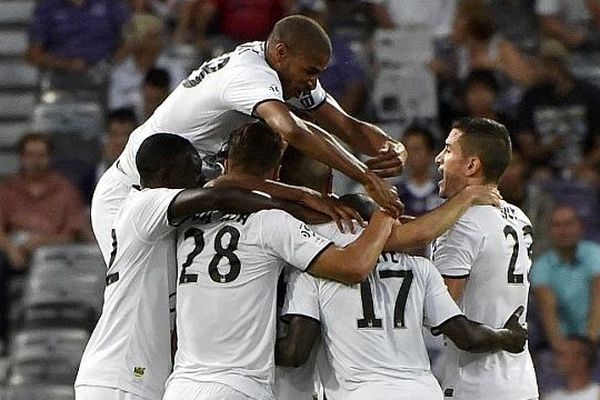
[73,14,539,400]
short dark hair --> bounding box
[402,124,436,152]
[227,122,285,176]
[280,145,331,193]
[136,133,197,181]
[145,68,171,89]
[452,117,512,183]
[108,107,137,126]
[269,14,331,58]
[464,69,499,94]
[566,336,598,369]
[338,193,379,222]
[18,132,52,155]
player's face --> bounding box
[435,129,470,198]
[280,49,328,99]
[168,151,205,189]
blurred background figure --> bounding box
[530,205,600,350]
[141,67,171,121]
[545,336,600,400]
[78,108,137,203]
[394,125,442,216]
[516,39,600,182]
[536,0,600,51]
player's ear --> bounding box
[274,42,288,63]
[465,156,482,178]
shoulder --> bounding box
[579,241,600,258]
[49,172,81,195]
[458,205,498,227]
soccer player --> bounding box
[75,133,346,400]
[274,150,527,400]
[91,14,405,264]
[432,118,538,399]
[163,122,398,400]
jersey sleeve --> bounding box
[131,188,184,243]
[282,269,321,321]
[421,260,463,331]
[258,210,333,272]
[433,215,484,278]
[222,68,284,116]
[286,80,328,111]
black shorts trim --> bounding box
[304,242,334,272]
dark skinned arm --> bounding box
[275,315,321,367]
[437,306,527,353]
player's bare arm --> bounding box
[437,306,528,354]
[210,173,363,232]
[308,210,395,284]
[309,98,407,177]
[385,185,501,251]
[255,100,403,216]
[275,315,320,368]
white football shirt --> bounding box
[116,41,328,184]
[283,222,462,400]
[167,209,333,400]
[432,202,539,400]
[76,187,182,400]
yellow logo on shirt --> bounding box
[133,366,146,378]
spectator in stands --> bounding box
[531,205,600,349]
[175,0,294,49]
[26,0,130,73]
[108,13,185,113]
[142,67,171,121]
[298,0,368,115]
[545,336,600,400]
[394,125,442,217]
[516,39,600,181]
[79,108,137,203]
[498,151,555,257]
[536,0,600,51]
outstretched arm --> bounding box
[275,315,321,367]
[438,306,528,353]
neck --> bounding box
[21,170,49,183]
[410,168,432,185]
[227,170,272,181]
[565,372,591,391]
[557,245,577,263]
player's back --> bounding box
[284,222,461,400]
[76,187,180,400]
[433,202,538,399]
[169,209,332,400]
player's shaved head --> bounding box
[136,133,203,188]
[227,122,285,178]
[268,15,331,59]
[280,145,331,194]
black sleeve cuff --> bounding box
[304,242,334,272]
[251,98,285,118]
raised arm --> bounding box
[275,315,320,367]
[255,100,403,216]
[438,306,528,353]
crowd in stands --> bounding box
[1,0,600,397]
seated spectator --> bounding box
[298,0,368,115]
[531,205,600,349]
[108,13,185,113]
[142,67,171,121]
[26,0,130,73]
[394,125,442,216]
[498,151,555,257]
[516,40,600,181]
[546,336,600,400]
[0,134,88,342]
[536,0,600,51]
[79,108,137,203]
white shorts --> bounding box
[75,385,148,400]
[162,380,254,400]
[90,163,134,265]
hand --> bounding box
[300,190,365,234]
[502,305,528,353]
[463,184,502,207]
[362,172,404,217]
[365,142,408,178]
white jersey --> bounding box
[76,187,182,400]
[283,222,462,400]
[168,209,333,400]
[117,41,328,184]
[546,383,600,400]
[432,202,538,400]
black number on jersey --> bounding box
[504,225,533,284]
[180,225,242,284]
[183,54,231,88]
[108,229,118,268]
[357,269,414,329]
